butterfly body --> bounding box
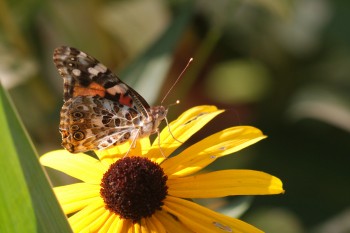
[54,46,167,153]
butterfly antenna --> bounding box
[160,58,193,105]
[166,100,180,108]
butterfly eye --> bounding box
[73,131,85,141]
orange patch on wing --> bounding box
[73,82,106,97]
[119,94,132,106]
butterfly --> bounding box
[53,46,167,153]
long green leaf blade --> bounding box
[0,83,72,233]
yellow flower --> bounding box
[40,105,284,233]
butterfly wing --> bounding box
[54,46,167,153]
[53,46,149,116]
[60,96,142,153]
[53,46,155,153]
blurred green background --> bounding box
[1,0,349,232]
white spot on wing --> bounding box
[87,63,108,77]
[72,69,81,76]
[88,67,99,76]
[78,52,87,58]
[95,63,107,73]
[106,83,128,95]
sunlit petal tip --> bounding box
[269,176,285,194]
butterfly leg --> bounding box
[156,130,166,158]
[164,117,183,143]
[123,128,141,158]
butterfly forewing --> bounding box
[54,46,167,153]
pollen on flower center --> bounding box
[100,156,168,222]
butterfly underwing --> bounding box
[53,46,167,153]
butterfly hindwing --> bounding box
[60,95,142,152]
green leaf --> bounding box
[0,83,72,233]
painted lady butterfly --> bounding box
[54,46,167,153]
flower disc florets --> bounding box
[100,157,168,222]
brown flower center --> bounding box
[100,157,168,222]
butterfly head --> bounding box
[149,106,168,128]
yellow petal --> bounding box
[96,137,151,165]
[40,150,107,183]
[163,196,263,233]
[139,218,149,233]
[168,170,284,198]
[138,137,151,154]
[133,221,142,233]
[154,210,194,233]
[162,126,265,177]
[148,105,224,164]
[144,215,166,233]
[107,218,132,233]
[136,219,155,233]
[81,209,111,232]
[95,141,131,161]
[98,214,117,233]
[68,198,106,232]
[95,148,122,167]
[53,183,100,214]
